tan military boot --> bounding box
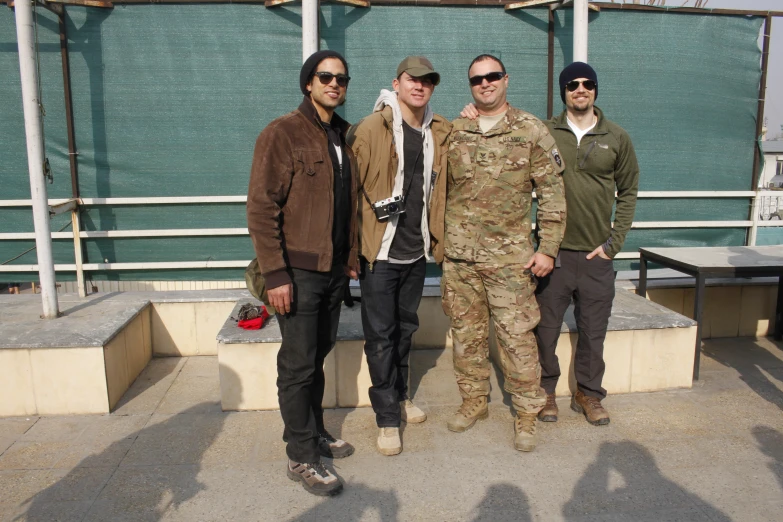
[571,390,610,426]
[400,399,427,424]
[376,427,402,456]
[538,393,558,422]
[514,413,538,452]
[447,397,488,433]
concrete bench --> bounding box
[216,283,698,412]
[0,290,246,416]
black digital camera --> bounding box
[372,195,406,221]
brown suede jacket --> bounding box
[247,98,359,289]
[347,106,452,265]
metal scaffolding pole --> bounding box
[15,0,60,318]
[302,0,319,62]
[574,0,589,62]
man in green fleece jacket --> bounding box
[535,62,639,426]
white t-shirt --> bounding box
[567,116,597,145]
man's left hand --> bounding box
[524,252,555,277]
[345,265,359,280]
[586,245,611,260]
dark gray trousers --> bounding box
[534,250,616,399]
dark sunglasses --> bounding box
[469,71,506,87]
[314,71,351,88]
[566,79,596,92]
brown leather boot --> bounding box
[571,390,610,426]
[514,413,538,452]
[447,397,488,433]
[538,393,558,422]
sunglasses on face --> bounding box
[566,79,596,92]
[314,71,351,88]
[469,71,506,87]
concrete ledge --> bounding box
[0,290,244,416]
[217,289,697,410]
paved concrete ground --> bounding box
[1,337,781,522]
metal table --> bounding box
[637,246,783,380]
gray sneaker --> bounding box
[287,459,343,496]
[318,431,355,459]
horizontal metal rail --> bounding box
[0,191,763,208]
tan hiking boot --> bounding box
[400,399,427,424]
[377,427,402,456]
[571,390,610,426]
[447,397,489,433]
[287,459,343,496]
[514,413,538,452]
[538,393,558,422]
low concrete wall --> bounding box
[631,283,777,339]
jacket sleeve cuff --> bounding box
[536,241,560,259]
[264,269,291,290]
[347,247,359,269]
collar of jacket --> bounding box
[454,104,533,138]
[378,105,452,148]
[297,95,351,137]
[552,105,609,135]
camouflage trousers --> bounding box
[441,257,546,414]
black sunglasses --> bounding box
[314,71,351,88]
[469,71,506,87]
[566,79,596,92]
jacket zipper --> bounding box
[579,140,596,170]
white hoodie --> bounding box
[372,89,436,262]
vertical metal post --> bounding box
[748,16,771,248]
[15,0,59,318]
[71,209,86,298]
[59,8,87,296]
[751,16,771,191]
[573,0,589,63]
[637,254,648,298]
[302,0,319,62]
[59,10,78,199]
[547,7,555,119]
[692,273,706,381]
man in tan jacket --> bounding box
[347,56,451,456]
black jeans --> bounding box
[359,257,426,427]
[277,264,347,463]
[534,250,616,399]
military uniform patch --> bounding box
[552,147,562,167]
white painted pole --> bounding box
[302,0,319,62]
[574,0,589,63]
[15,0,59,318]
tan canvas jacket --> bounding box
[347,106,452,266]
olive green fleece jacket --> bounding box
[546,107,639,259]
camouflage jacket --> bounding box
[445,105,566,263]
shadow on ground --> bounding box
[563,441,731,521]
[702,338,783,410]
[754,425,783,492]
[15,366,243,522]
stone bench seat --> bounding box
[216,283,698,412]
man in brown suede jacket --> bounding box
[247,50,359,497]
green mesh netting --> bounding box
[0,6,767,281]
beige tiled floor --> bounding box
[1,338,782,521]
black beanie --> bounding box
[300,50,349,96]
[559,61,598,103]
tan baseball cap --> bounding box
[396,56,440,85]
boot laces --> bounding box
[584,396,603,411]
[459,399,484,417]
[307,461,330,478]
[516,414,536,434]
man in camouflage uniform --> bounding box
[443,54,566,452]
